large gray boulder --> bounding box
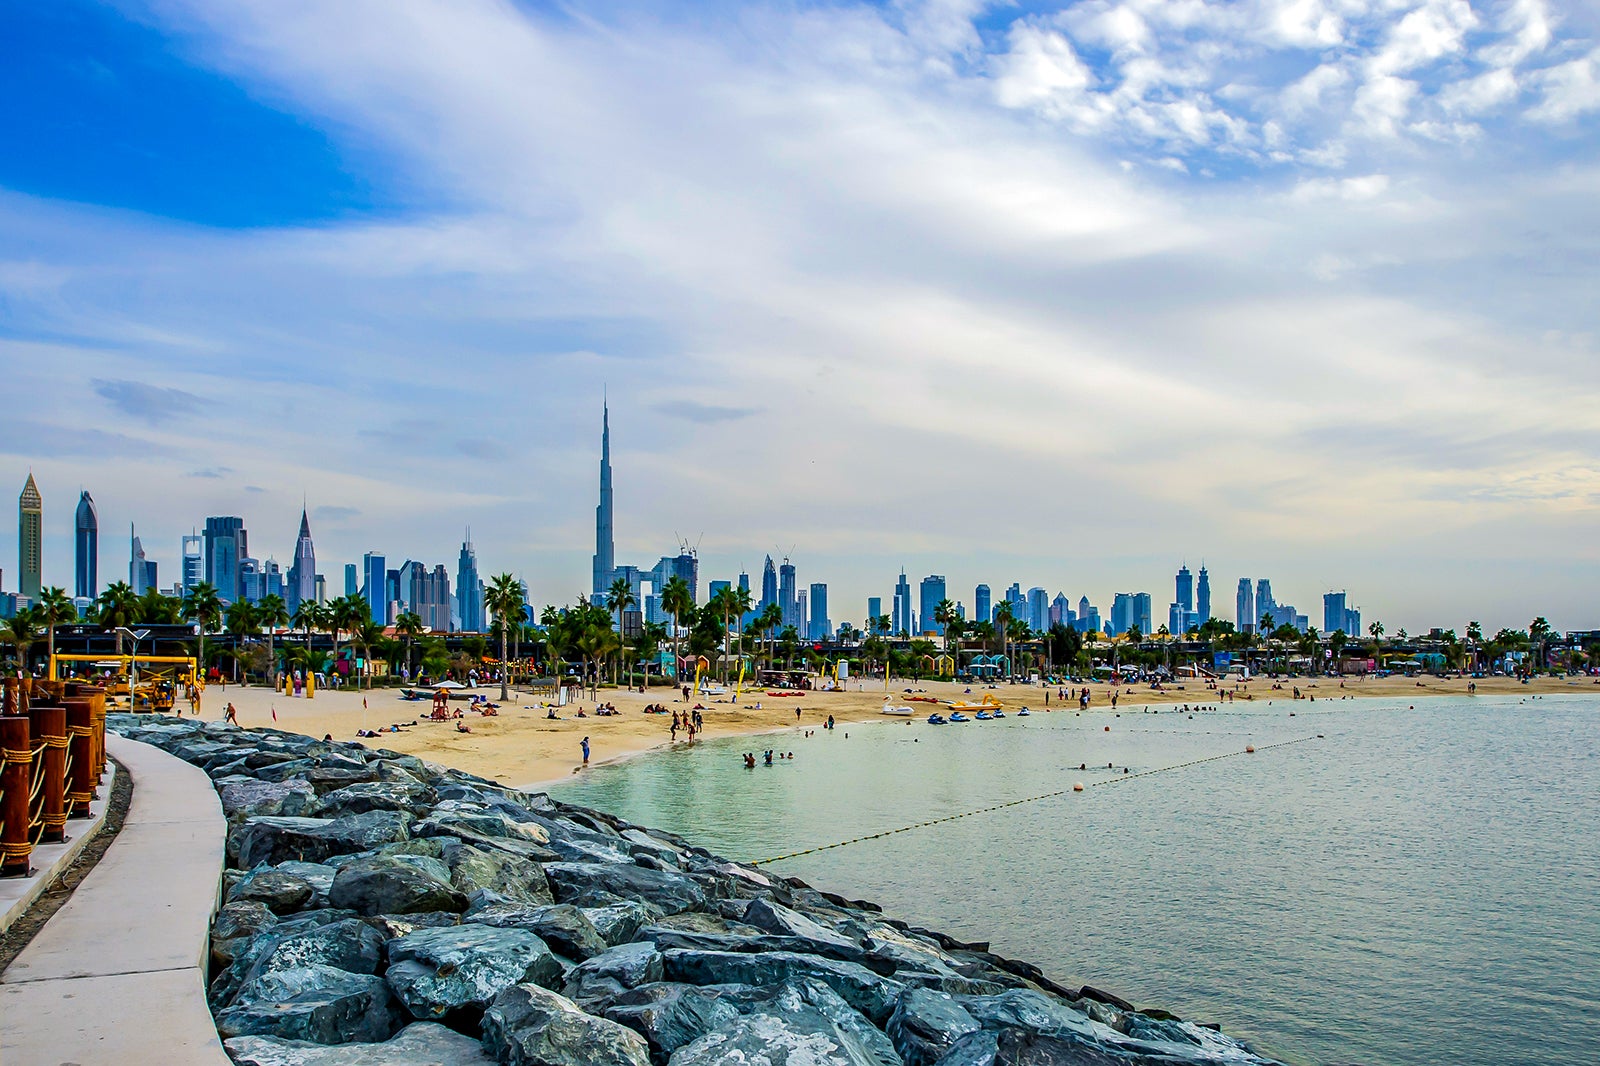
[661,950,902,1025]
[667,1007,887,1066]
[212,901,278,968]
[482,983,652,1066]
[583,901,662,947]
[234,811,413,868]
[440,840,553,905]
[888,988,982,1066]
[218,778,320,821]
[317,780,438,818]
[562,941,664,1002]
[216,964,402,1045]
[957,989,1097,1041]
[385,924,563,1020]
[601,983,742,1062]
[743,898,860,952]
[225,1022,494,1065]
[328,856,468,916]
[472,902,608,960]
[542,862,707,915]
[933,1028,1129,1066]
[230,868,316,915]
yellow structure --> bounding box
[49,653,200,713]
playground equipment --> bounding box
[49,653,200,714]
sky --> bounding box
[2,0,1597,634]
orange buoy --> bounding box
[1245,744,1255,753]
[1072,783,1084,792]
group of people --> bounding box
[743,749,793,767]
[669,709,702,741]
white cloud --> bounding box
[1351,74,1420,137]
[993,23,1095,113]
[1290,173,1392,201]
[1438,67,1520,114]
[1368,0,1478,77]
[1527,47,1600,123]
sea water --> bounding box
[548,694,1600,1066]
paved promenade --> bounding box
[0,735,229,1064]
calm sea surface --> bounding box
[547,693,1600,1066]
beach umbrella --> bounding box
[434,681,465,690]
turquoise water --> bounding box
[548,695,1600,1066]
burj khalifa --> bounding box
[591,402,614,603]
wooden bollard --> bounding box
[64,698,96,818]
[28,701,68,844]
[67,682,109,783]
[2,677,16,717]
[34,679,66,703]
[0,716,32,877]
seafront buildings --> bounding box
[5,421,1374,641]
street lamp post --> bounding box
[117,627,151,710]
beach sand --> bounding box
[170,671,1593,789]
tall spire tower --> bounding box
[286,507,317,612]
[591,400,615,603]
[19,474,42,600]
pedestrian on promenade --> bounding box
[581,736,590,766]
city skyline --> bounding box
[4,3,1597,633]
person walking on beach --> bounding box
[670,714,679,741]
[581,736,590,767]
[225,702,238,725]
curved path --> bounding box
[0,734,230,1064]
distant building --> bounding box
[591,402,615,604]
[709,580,731,601]
[203,516,248,603]
[893,572,913,636]
[1175,565,1194,615]
[1006,583,1024,616]
[1255,579,1275,630]
[867,596,883,630]
[343,563,358,598]
[779,559,799,629]
[1323,591,1361,637]
[456,534,484,632]
[18,474,42,600]
[796,590,808,637]
[399,560,453,632]
[182,534,202,596]
[1111,593,1133,636]
[313,574,327,604]
[75,490,98,599]
[1196,566,1211,623]
[808,583,829,641]
[1133,593,1152,635]
[1236,578,1255,633]
[920,575,947,635]
[1026,587,1047,632]
[760,556,778,614]
[1077,596,1091,624]
[129,525,156,595]
[363,552,387,623]
[738,571,752,624]
[286,509,317,613]
[1049,592,1072,629]
[974,584,991,624]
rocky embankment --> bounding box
[109,716,1282,1066]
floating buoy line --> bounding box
[749,734,1324,866]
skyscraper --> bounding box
[363,552,386,623]
[591,402,615,603]
[203,516,247,603]
[182,534,203,595]
[760,556,778,613]
[1237,578,1255,632]
[1256,579,1275,629]
[129,524,156,595]
[344,563,358,597]
[809,583,829,641]
[1175,565,1194,614]
[1196,566,1211,623]
[920,575,947,636]
[738,571,752,625]
[74,490,97,599]
[286,509,317,613]
[1134,593,1152,635]
[1026,587,1047,632]
[18,474,42,600]
[893,572,913,635]
[1111,593,1133,636]
[1323,591,1360,637]
[779,558,798,629]
[1077,596,1091,624]
[456,533,484,632]
[867,596,882,629]
[974,584,991,625]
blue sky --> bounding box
[3,0,1597,631]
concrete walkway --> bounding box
[0,735,230,1064]
[0,764,117,938]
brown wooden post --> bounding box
[63,698,95,818]
[34,679,66,704]
[28,701,68,844]
[2,676,16,717]
[0,716,32,877]
[67,682,109,786]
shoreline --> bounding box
[177,673,1596,790]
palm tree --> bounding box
[1529,617,1553,676]
[484,573,524,701]
[933,598,957,660]
[182,582,224,679]
[576,623,619,700]
[606,577,637,683]
[352,621,384,689]
[394,611,424,680]
[992,600,1014,678]
[97,580,142,653]
[256,594,289,687]
[37,586,77,669]
[138,586,183,623]
[329,594,371,687]
[660,576,694,685]
[3,608,41,674]
[224,600,259,683]
[1466,620,1483,673]
[724,585,754,680]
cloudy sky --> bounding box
[3,0,1596,632]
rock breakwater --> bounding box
[110,716,1282,1066]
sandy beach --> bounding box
[171,672,1596,790]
